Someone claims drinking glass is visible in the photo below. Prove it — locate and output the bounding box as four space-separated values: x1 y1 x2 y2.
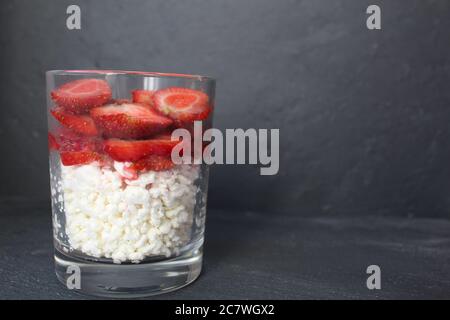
46 70 215 297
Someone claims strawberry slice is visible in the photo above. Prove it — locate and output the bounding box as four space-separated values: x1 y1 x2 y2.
56 130 89 151
55 131 104 166
51 78 112 114
103 135 180 162
153 87 211 122
131 155 174 172
50 107 99 136
48 133 60 151
60 151 103 166
90 103 173 139
58 133 102 152
132 90 155 106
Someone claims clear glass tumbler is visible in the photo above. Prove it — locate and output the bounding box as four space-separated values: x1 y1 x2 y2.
46 70 215 297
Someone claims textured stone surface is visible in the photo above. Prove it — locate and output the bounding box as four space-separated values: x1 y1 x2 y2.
1 1 450 217
1 199 450 299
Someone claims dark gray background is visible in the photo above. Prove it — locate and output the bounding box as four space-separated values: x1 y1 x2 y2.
1 0 450 217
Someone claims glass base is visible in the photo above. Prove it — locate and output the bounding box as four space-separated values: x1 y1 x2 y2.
54 243 203 298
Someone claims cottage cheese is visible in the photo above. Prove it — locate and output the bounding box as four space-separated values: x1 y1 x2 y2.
60 162 200 263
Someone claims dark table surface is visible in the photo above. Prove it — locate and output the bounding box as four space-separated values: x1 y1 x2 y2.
1 198 450 299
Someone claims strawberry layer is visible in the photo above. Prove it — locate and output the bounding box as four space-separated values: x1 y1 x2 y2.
49 80 211 172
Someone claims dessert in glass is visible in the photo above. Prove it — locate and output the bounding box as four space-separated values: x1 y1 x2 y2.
46 70 215 297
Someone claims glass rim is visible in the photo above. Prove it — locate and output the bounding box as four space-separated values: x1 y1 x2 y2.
46 69 215 83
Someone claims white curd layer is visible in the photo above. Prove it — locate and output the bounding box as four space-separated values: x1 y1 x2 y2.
60 162 199 263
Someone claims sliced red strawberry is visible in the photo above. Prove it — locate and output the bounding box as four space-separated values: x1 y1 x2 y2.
57 131 86 151
60 151 103 166
56 131 102 152
55 132 104 166
51 78 112 114
132 90 155 106
153 87 211 122
90 103 173 139
50 107 99 136
48 133 60 151
131 155 174 172
103 135 180 162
